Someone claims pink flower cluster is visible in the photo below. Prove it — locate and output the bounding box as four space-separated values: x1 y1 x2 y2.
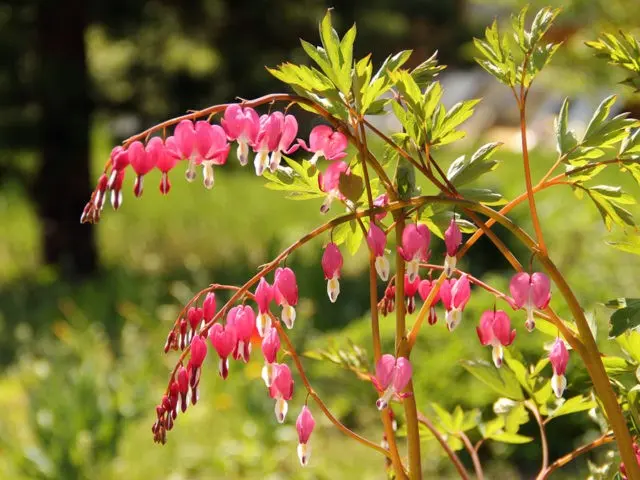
154 266 318 466
82 105 348 223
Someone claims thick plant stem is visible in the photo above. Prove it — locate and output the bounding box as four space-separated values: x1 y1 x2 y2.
519 102 547 254
395 214 423 479
537 256 640 480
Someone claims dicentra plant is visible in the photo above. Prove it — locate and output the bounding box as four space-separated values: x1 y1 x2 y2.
81 7 640 479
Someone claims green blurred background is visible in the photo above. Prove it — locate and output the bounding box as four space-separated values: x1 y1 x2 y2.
1 0 639 478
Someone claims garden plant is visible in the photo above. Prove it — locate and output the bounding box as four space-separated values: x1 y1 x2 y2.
80 6 640 479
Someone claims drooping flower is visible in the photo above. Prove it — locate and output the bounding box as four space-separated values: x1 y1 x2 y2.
404 274 421 314
208 322 237 379
444 218 462 277
221 104 260 166
298 125 348 164
440 274 471 331
261 326 280 387
176 365 189 413
110 169 126 210
372 354 413 410
108 146 129 189
268 112 299 172
128 140 155 197
382 284 396 316
194 121 230 188
398 223 431 282
418 278 441 325
367 223 389 281
226 305 256 362
152 136 179 194
187 335 208 402
253 113 283 176
549 337 569 398
318 161 349 213
269 363 294 423
321 242 343 303
173 119 198 181
203 292 217 323
476 310 516 368
254 278 274 337
296 406 316 467
187 306 204 339
274 267 299 329
93 173 109 211
509 272 551 332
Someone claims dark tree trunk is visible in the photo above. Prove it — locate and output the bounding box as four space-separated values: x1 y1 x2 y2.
34 0 96 278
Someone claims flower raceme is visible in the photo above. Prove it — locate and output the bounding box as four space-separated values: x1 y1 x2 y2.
476 310 516 368
440 274 471 331
298 125 348 164
549 337 569 398
296 406 316 467
367 223 389 281
274 267 299 329
372 354 413 410
443 218 462 277
509 272 551 332
321 242 343 303
398 223 431 282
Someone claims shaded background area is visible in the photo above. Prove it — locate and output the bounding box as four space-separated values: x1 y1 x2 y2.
1 0 639 478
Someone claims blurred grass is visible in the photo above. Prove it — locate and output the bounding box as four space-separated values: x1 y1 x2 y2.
0 124 639 478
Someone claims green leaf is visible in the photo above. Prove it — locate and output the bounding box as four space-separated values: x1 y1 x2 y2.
587 188 636 231
338 173 364 203
396 157 419 201
461 360 524 401
431 99 480 146
606 235 640 256
488 432 534 444
608 298 640 338
332 217 368 256
555 98 578 155
616 330 640 364
503 402 529 433
620 128 640 158
587 32 640 92
602 355 635 376
447 143 502 187
564 164 607 182
590 185 636 204
319 10 341 70
583 95 617 141
548 395 597 419
411 51 446 87
263 157 324 200
458 188 507 206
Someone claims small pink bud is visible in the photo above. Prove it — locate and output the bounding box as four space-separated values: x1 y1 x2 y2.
296 406 316 466
261 326 280 364
549 337 569 398
367 224 389 281
188 335 208 369
187 307 204 333
203 292 216 322
322 243 343 303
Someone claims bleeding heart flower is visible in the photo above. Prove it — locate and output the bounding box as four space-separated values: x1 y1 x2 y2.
404 274 421 314
444 218 462 277
221 104 260 166
367 223 389 281
261 326 280 387
440 274 471 331
269 363 294 423
208 322 237 379
296 406 316 466
318 161 349 213
509 272 551 332
398 223 431 282
298 125 348 164
254 278 274 337
372 354 413 410
274 267 299 329
476 310 516 368
549 337 569 398
322 242 343 303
